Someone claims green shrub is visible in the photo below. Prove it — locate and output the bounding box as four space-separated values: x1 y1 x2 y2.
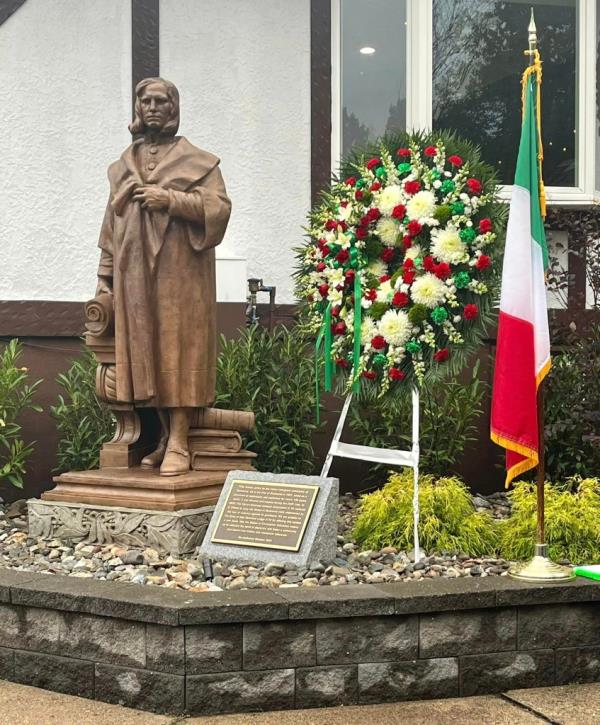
215 324 320 474
544 327 600 480
498 478 600 564
349 362 486 481
0 339 42 488
51 347 115 472
352 470 499 556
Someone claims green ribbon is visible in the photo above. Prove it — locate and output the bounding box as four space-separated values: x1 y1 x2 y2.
352 273 362 392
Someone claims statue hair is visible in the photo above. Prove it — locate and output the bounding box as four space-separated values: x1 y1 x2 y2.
129 78 180 136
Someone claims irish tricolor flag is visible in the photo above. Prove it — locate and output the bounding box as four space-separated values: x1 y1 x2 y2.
491 57 550 486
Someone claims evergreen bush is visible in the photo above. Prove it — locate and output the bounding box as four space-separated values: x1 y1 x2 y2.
352 470 499 556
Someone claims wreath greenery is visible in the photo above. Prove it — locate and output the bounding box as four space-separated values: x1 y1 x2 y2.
296 130 506 399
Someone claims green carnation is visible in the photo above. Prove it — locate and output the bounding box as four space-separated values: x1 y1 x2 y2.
459 227 476 243
408 304 428 325
396 162 412 175
406 340 421 354
375 167 387 179
451 201 465 215
434 205 452 225
431 306 448 324
369 302 387 321
373 353 387 367
430 170 441 180
440 180 455 193
454 271 471 289
356 178 367 189
414 257 423 269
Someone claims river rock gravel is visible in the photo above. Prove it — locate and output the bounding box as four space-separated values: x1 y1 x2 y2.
0 492 514 593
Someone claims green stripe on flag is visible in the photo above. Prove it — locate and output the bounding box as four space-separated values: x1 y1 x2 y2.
514 76 548 269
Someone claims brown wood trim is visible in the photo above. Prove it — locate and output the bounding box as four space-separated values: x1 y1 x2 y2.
0 0 27 26
131 0 160 105
310 0 332 206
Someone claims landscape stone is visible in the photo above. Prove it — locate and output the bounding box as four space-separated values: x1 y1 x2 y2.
518 603 600 650
295 664 359 708
556 645 600 685
244 621 316 669
420 608 516 658
0 605 61 654
199 470 338 568
185 623 242 674
94 663 185 714
13 649 94 698
359 658 459 703
460 650 555 696
145 623 185 674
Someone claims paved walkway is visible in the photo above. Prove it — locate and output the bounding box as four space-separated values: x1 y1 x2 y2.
0 680 598 724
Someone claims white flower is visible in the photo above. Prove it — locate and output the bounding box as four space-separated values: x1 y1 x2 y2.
411 273 447 308
377 184 403 215
404 244 422 261
368 259 387 278
338 204 353 221
377 280 393 303
360 316 377 344
406 190 436 221
326 268 344 286
431 228 468 264
328 288 343 305
376 218 401 247
378 310 411 346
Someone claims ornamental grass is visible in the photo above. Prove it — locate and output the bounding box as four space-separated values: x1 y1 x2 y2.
352 471 499 556
497 477 600 564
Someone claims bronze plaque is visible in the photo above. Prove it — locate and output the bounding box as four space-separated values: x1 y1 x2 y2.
211 479 320 551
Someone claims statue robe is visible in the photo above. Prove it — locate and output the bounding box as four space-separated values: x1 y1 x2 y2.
97 136 231 408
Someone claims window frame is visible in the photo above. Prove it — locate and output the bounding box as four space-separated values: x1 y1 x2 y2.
331 0 597 205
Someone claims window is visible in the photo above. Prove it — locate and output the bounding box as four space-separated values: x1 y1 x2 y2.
333 0 597 204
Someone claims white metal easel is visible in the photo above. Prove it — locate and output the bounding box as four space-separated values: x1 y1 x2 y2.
321 388 421 561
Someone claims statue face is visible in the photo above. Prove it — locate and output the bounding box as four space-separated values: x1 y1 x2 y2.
139 82 172 132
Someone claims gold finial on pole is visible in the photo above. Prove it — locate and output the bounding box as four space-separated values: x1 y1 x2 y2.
528 7 537 57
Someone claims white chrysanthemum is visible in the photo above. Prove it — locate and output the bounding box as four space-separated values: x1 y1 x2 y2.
411 273 447 308
404 244 422 261
378 310 411 346
326 267 344 286
406 190 436 221
377 184 403 215
431 228 468 264
360 316 378 344
376 280 393 303
376 218 400 247
368 259 387 278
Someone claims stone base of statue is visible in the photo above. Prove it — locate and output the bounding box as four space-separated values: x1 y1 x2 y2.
28 499 214 556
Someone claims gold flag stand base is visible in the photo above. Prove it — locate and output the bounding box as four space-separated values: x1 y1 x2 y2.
509 543 575 582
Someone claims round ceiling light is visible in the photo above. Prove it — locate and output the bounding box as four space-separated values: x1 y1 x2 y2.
359 46 376 55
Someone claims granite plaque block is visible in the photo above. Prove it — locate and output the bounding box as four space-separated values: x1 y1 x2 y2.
199 470 338 567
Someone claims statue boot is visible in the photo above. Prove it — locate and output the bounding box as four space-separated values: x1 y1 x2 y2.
160 407 191 476
141 409 169 469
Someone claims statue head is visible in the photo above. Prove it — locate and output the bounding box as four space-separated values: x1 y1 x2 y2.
129 77 180 136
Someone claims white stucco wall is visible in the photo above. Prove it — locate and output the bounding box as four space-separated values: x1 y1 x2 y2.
0 0 131 301
160 0 312 304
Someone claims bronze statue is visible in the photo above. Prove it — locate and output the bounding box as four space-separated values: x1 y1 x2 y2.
95 78 232 476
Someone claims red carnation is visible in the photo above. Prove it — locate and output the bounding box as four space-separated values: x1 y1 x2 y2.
424 145 437 157
476 254 491 270
478 218 493 234
463 304 478 320
434 262 451 280
381 248 395 263
389 368 406 381
316 262 326 272
362 370 377 380
371 335 386 350
466 178 483 195
403 258 414 270
392 291 409 307
344 269 355 283
407 220 422 237
423 255 435 272
336 249 349 264
433 348 450 362
396 148 411 157
318 284 329 298
325 220 337 231
338 220 347 232
366 157 381 170
336 358 349 368
370 181 382 192
404 180 421 195
402 235 412 249
345 176 357 187
403 269 416 284
356 226 368 240
448 155 463 167
379 274 391 283
331 306 340 317
367 207 381 222
333 321 347 335
365 288 378 301
321 245 331 257
391 204 407 220
355 190 364 201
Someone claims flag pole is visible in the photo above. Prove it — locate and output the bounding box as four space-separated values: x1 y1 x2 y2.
509 9 573 581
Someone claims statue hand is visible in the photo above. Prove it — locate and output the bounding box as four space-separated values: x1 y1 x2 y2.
132 185 170 211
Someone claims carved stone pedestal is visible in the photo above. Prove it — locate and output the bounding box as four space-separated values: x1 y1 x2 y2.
28 499 214 555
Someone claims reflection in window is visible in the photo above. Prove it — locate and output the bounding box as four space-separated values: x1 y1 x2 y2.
433 0 577 186
596 0 600 191
341 0 407 157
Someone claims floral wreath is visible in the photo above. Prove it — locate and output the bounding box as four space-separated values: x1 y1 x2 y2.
297 131 505 399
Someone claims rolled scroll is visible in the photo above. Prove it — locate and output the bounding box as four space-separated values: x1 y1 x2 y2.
84 294 115 336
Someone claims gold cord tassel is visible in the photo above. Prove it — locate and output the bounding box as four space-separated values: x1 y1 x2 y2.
521 49 546 218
